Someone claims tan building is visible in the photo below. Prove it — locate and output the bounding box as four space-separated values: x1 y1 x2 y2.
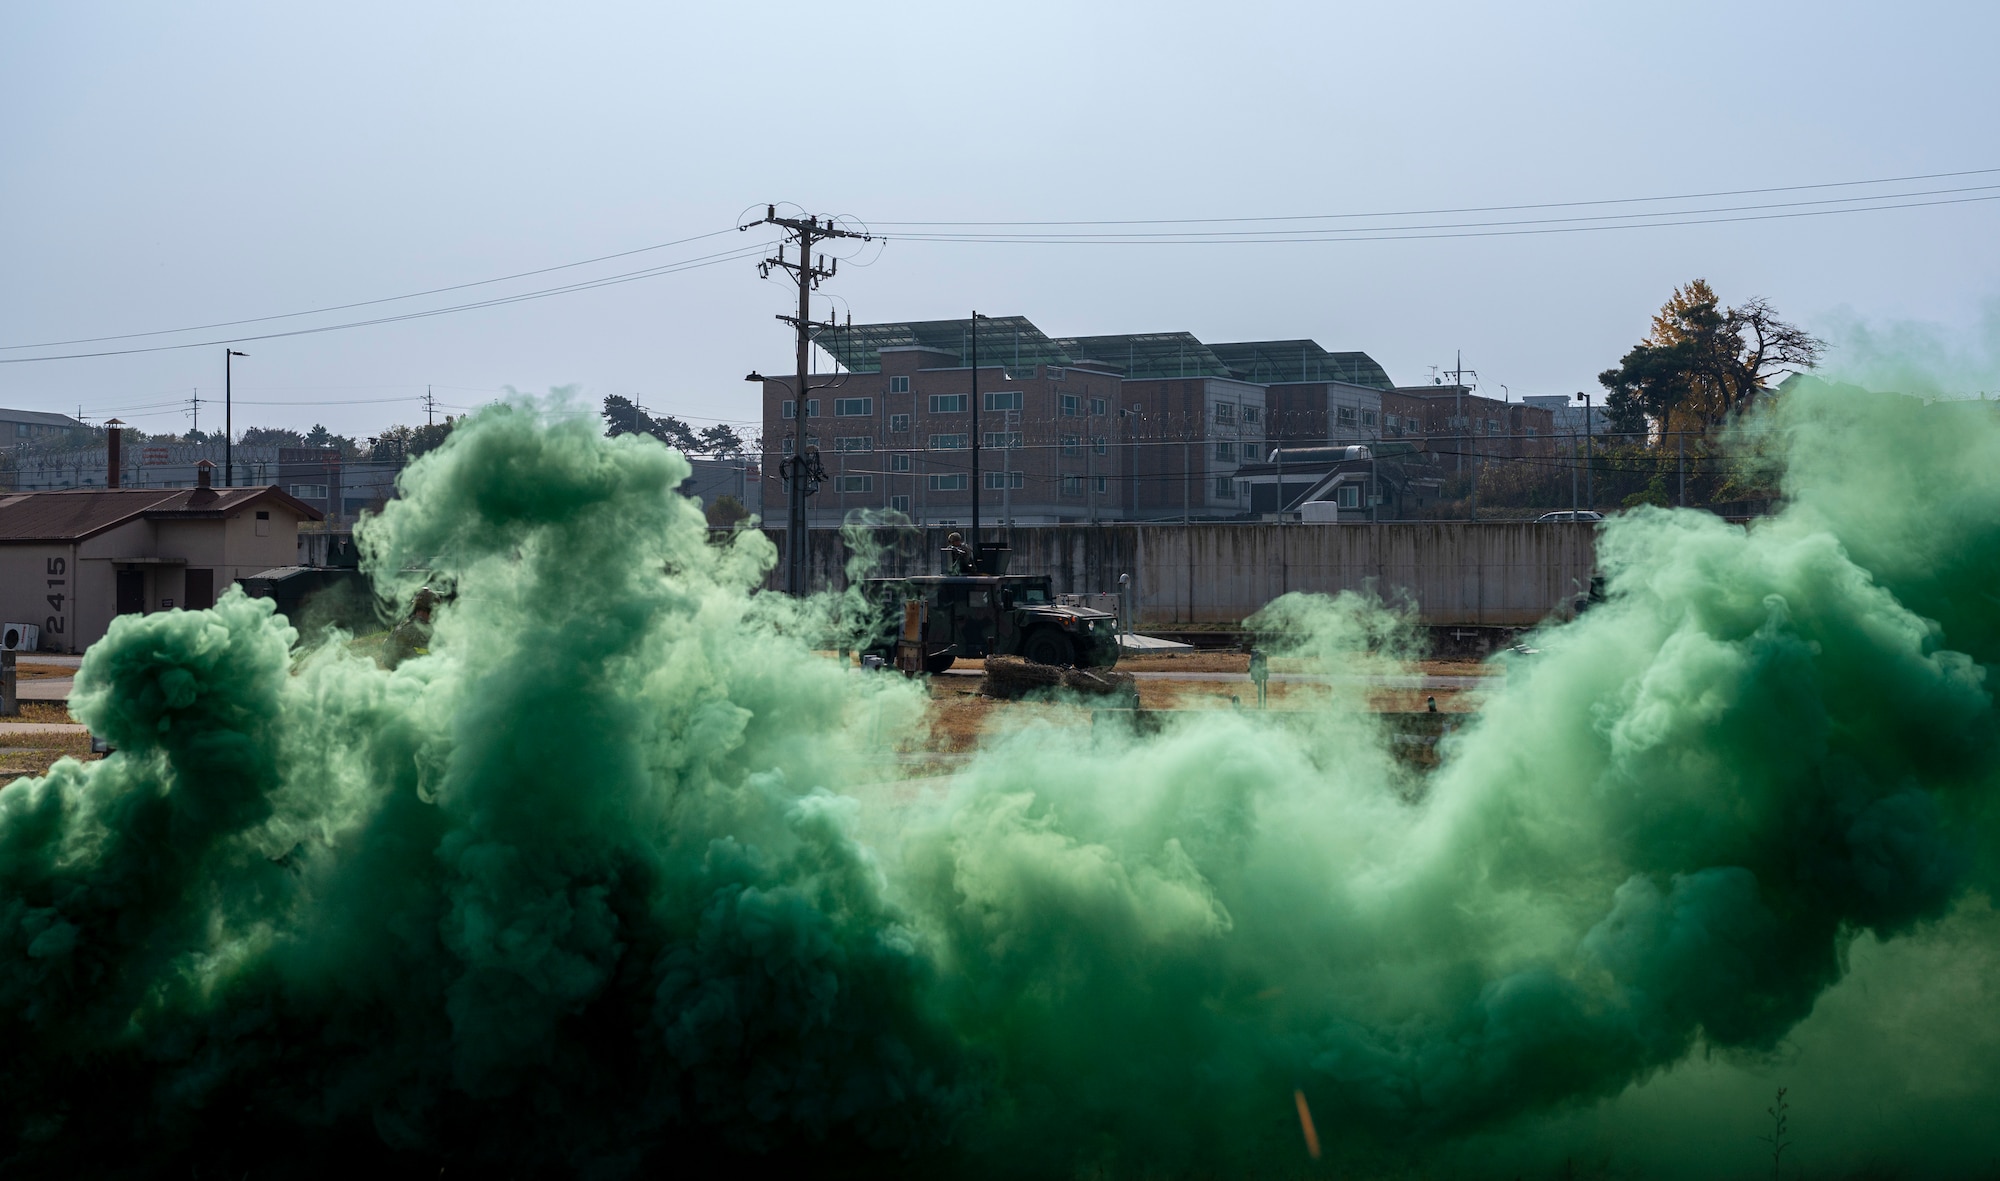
0 467 319 653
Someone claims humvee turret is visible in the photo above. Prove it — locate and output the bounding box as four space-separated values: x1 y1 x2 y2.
859 574 1120 674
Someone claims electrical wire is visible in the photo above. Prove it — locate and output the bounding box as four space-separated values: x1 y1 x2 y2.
0 227 744 352
0 241 777 364
873 165 2000 227
884 190 2000 246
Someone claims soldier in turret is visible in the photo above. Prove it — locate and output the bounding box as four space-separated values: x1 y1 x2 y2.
382 586 439 668
942 531 973 575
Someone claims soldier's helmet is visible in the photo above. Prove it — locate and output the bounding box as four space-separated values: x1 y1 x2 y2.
946 531 963 545
411 586 441 612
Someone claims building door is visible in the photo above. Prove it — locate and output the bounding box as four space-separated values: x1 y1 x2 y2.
116 570 145 615
185 569 215 610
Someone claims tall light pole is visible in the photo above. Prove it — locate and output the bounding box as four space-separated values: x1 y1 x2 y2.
1581 392 1595 511
969 312 988 571
224 349 247 487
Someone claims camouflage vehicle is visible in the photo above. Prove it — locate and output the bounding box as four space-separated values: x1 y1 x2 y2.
859 574 1121 674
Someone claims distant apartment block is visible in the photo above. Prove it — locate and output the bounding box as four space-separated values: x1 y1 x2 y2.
755 316 1555 524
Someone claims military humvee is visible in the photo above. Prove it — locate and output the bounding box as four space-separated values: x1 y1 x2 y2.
859 574 1121 674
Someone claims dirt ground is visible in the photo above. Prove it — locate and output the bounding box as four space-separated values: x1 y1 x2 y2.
907 669 1480 772
11 662 71 681
0 704 96 783
952 653 1498 677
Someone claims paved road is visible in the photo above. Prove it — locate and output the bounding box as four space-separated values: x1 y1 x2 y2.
16 678 74 703
0 722 89 735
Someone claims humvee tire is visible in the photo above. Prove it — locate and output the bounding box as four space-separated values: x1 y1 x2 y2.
1021 628 1074 668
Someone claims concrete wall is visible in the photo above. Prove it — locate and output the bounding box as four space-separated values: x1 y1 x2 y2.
764 521 1599 627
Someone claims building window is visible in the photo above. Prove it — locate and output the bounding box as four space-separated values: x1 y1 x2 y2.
803 400 818 418
1337 406 1356 426
984 390 1021 411
927 473 967 491
929 394 967 414
1061 475 1083 496
1048 367 1065 382
834 397 873 417
1526 426 1539 437
291 484 328 499
14 423 27 437
983 470 1024 490
889 376 910 394
836 475 873 492
1386 413 1400 431
1093 475 1107 494
1060 394 1080 417
833 436 873 451
1214 402 1235 423
1092 436 1107 455
782 400 795 419
1362 409 1377 427
1487 418 1500 434
1061 434 1081 456
890 494 911 512
890 413 910 434
928 433 967 450
982 430 1023 449
889 453 912 472
1214 477 1234 498
1337 485 1360 508
1243 406 1261 425
1089 397 1107 416
1214 441 1233 462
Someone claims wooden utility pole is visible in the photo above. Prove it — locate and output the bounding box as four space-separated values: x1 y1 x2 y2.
749 206 869 595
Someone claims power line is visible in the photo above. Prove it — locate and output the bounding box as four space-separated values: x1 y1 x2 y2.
872 165 2000 227
884 190 2000 246
0 240 776 364
0 226 743 352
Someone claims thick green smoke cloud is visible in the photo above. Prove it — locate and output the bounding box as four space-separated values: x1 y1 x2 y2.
2 385 1995 1177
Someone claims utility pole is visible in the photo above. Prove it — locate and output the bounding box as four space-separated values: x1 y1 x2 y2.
224 349 247 487
749 205 869 595
188 388 204 437
424 385 438 427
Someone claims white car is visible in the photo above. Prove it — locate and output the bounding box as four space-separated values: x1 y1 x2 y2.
1537 510 1605 523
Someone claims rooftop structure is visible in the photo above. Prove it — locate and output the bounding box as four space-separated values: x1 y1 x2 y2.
810 316 1070 375
1 407 85 443
1205 340 1395 390
1052 332 1235 380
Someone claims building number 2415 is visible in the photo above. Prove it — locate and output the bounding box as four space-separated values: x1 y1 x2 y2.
45 557 66 634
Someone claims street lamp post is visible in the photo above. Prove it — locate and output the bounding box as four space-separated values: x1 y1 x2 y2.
224 349 247 487
1582 392 1595 511
968 312 988 571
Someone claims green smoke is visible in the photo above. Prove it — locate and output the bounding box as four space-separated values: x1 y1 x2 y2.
2 384 1996 1176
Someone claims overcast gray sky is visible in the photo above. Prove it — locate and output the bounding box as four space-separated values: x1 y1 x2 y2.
4 0 1997 441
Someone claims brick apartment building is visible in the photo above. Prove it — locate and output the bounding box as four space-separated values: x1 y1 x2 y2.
1206 340 1394 451
1384 384 1556 465
764 318 1123 527
759 315 1553 525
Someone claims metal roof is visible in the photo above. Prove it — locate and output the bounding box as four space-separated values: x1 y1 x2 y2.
810 316 1071 375
0 486 324 542
0 407 85 429
1205 340 1395 389
1051 332 1236 380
